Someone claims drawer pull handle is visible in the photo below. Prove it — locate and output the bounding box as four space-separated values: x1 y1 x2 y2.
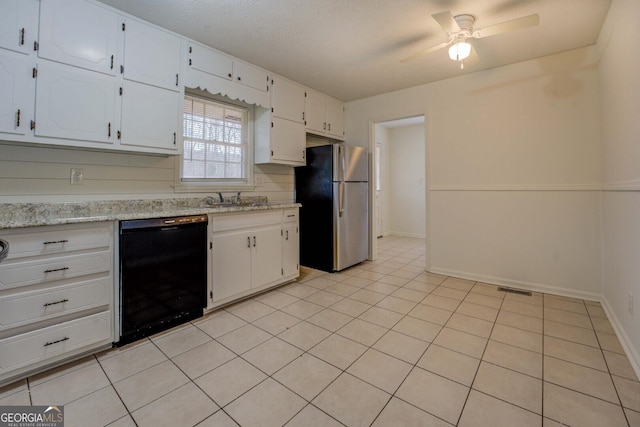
287 214 295 217
43 299 69 307
44 337 69 347
43 240 68 245
44 267 69 273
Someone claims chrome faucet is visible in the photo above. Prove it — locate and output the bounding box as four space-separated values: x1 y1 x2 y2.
236 191 242 204
217 192 224 203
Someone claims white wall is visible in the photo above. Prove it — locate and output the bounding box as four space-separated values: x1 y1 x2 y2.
388 124 425 237
598 0 640 373
346 45 602 298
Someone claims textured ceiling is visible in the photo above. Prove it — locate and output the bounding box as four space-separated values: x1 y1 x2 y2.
96 0 612 101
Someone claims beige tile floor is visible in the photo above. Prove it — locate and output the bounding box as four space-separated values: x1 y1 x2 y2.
1 236 639 426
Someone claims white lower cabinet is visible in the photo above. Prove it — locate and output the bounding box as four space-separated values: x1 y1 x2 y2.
208 208 299 309
0 222 114 386
282 209 299 278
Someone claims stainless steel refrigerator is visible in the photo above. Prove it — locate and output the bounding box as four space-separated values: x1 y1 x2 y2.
295 144 369 272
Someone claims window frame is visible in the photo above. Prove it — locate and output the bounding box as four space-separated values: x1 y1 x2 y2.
174 90 255 192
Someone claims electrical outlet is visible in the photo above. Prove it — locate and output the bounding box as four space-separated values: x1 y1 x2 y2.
628 292 634 316
70 168 84 185
254 175 264 187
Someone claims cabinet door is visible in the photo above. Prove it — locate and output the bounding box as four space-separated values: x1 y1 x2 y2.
34 61 117 144
282 223 299 278
0 51 33 135
326 96 344 139
251 225 283 288
211 230 251 301
0 0 38 55
270 117 306 165
39 0 119 75
233 60 268 92
304 88 326 134
188 43 232 80
120 80 179 152
271 77 305 123
123 19 182 91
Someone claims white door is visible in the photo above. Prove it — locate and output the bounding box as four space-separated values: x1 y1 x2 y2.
188 42 233 80
39 0 119 75
282 223 299 277
271 77 305 123
375 143 383 237
211 230 251 302
34 61 117 144
326 96 344 139
271 117 306 165
232 60 268 92
304 88 326 134
123 19 182 91
0 51 33 135
0 0 38 55
251 225 283 288
120 80 180 151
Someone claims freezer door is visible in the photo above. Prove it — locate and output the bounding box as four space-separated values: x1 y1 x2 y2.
333 144 368 182
333 181 369 271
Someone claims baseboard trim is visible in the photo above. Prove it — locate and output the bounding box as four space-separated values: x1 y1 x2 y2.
387 231 426 238
428 267 602 301
428 266 640 380
600 297 640 380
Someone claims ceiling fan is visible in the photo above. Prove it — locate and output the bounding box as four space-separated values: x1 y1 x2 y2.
402 11 540 68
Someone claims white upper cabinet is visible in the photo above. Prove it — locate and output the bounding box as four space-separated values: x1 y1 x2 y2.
271 76 305 123
233 60 269 92
34 60 117 144
304 88 345 140
0 51 34 136
39 0 120 76
122 19 182 92
326 96 345 139
304 88 326 134
0 0 38 55
120 80 180 152
187 42 232 81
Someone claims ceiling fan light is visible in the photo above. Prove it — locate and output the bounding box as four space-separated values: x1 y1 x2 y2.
448 42 471 61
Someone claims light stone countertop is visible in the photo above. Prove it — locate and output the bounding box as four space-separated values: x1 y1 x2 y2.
0 198 301 230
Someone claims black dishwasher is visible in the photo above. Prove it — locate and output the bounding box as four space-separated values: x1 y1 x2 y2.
118 215 208 346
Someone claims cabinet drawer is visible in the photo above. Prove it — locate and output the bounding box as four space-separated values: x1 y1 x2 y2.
0 277 111 331
1 223 112 260
0 311 112 375
211 211 282 232
283 209 298 223
0 250 111 291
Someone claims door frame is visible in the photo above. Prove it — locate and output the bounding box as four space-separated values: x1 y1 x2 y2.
369 113 431 271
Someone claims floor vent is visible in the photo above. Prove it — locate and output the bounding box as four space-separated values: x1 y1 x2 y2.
498 287 532 296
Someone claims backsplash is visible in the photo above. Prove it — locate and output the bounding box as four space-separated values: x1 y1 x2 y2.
0 142 294 204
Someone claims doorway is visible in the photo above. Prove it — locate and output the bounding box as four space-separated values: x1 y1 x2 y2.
371 115 427 263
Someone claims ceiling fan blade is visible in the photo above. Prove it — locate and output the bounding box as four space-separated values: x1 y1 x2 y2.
432 11 460 33
466 44 480 64
400 41 451 63
472 13 539 38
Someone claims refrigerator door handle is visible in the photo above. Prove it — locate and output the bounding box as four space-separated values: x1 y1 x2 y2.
339 181 345 217
340 145 347 181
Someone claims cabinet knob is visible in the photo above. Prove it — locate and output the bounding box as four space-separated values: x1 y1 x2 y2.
237 76 242 81
228 73 232 78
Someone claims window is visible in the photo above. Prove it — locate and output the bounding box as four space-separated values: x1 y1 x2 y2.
181 95 250 185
